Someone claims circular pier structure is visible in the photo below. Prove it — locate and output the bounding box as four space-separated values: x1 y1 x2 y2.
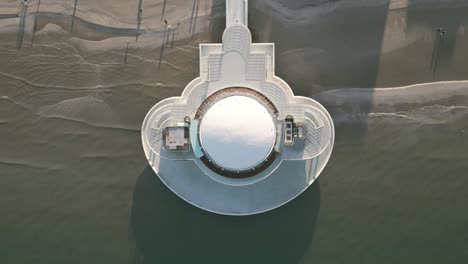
141 0 335 215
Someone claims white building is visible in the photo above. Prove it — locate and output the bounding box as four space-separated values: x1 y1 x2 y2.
142 0 335 215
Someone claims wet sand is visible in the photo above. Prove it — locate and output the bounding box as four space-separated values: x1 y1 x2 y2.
1 0 468 263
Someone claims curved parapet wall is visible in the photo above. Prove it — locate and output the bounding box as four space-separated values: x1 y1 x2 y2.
141 0 335 215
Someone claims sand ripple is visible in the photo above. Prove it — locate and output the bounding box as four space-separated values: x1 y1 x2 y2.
317 81 468 125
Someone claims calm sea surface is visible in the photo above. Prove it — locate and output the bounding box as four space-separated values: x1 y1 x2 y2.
1 2 468 263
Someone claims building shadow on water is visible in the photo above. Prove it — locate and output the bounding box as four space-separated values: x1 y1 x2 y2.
130 165 320 264
246 1 395 143
246 0 467 143
209 0 226 43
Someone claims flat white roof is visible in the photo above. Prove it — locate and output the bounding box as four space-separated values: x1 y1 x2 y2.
199 95 276 171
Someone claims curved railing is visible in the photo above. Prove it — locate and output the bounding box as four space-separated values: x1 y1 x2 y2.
222 25 251 60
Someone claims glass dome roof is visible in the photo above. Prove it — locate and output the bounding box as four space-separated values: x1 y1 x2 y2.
199 95 277 171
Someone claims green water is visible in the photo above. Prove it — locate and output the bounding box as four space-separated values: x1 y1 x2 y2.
1 2 468 263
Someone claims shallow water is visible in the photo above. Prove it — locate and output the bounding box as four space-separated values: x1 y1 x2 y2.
1 1 468 263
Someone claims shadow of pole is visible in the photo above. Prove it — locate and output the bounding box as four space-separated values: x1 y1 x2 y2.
136 0 144 41
161 0 167 22
430 28 441 79
17 2 28 49
124 40 130 64
30 0 41 46
189 0 197 33
70 0 78 32
431 28 449 81
209 0 225 43
158 21 168 70
191 0 200 38
130 165 321 264
170 31 175 47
